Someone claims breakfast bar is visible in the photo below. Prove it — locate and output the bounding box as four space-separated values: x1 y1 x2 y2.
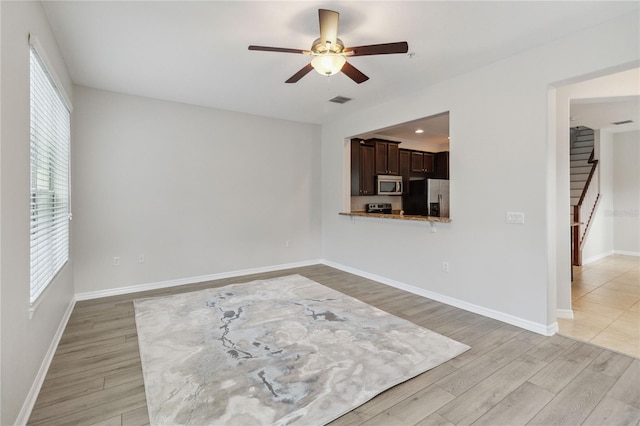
339 211 452 223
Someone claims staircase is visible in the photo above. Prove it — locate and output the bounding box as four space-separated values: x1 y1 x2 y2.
570 126 600 266
570 126 594 209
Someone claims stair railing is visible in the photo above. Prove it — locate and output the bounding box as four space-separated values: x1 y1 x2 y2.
572 149 599 266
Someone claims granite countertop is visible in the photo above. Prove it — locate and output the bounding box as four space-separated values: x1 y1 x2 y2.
339 211 452 223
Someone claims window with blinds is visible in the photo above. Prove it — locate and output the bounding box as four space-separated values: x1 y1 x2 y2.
30 45 71 304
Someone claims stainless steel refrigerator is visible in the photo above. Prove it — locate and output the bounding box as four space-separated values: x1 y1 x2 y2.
402 178 450 217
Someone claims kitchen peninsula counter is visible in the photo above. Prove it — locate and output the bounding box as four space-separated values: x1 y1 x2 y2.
339 211 452 223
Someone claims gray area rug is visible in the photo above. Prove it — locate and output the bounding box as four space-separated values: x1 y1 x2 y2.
134 274 470 425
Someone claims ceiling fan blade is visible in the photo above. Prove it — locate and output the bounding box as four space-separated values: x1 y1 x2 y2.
341 61 369 84
248 45 309 54
319 9 339 49
344 42 409 57
285 63 314 83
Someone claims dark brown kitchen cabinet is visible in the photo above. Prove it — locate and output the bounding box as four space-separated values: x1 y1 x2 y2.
435 151 449 179
351 139 375 196
374 140 400 175
410 151 434 177
399 149 411 194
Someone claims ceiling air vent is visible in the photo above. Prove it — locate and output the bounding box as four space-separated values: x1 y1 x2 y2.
612 119 634 125
329 96 352 104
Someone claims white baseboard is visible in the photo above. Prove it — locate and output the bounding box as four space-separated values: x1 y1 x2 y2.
613 250 640 257
321 260 557 336
74 259 323 301
556 309 574 319
582 251 615 264
76 258 558 335
15 297 76 426
583 250 639 264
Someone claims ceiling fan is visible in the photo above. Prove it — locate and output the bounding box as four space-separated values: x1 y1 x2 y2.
248 9 408 84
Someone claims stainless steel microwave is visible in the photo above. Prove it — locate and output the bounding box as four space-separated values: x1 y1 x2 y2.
376 175 403 195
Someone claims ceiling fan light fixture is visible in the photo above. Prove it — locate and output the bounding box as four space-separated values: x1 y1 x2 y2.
311 54 346 76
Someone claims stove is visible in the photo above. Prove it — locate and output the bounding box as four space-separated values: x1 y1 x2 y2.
366 203 392 214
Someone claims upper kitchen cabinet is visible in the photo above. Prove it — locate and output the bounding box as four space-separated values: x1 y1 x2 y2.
351 139 376 196
410 151 435 177
373 139 400 175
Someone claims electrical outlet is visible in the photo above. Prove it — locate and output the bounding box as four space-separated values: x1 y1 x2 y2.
138 254 145 263
506 212 525 224
112 256 120 266
443 261 450 273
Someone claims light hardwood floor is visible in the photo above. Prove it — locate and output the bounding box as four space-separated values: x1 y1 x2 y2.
559 255 640 358
29 265 640 425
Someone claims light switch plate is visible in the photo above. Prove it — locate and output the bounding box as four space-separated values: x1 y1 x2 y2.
506 212 525 224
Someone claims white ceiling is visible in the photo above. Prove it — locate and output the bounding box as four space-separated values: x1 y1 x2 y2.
43 1 639 126
571 96 640 134
361 112 450 146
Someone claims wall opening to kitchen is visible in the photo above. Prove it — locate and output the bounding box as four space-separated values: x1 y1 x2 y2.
348 111 450 217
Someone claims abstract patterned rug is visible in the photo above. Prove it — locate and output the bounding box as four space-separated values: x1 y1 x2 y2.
134 274 469 425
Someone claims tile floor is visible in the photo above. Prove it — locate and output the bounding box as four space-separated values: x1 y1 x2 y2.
558 254 640 358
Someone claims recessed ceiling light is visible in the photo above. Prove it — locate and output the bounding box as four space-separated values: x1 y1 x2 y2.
415 129 424 134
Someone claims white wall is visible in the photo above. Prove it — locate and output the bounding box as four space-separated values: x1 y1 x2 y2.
321 12 639 334
72 86 321 294
0 2 75 424
613 130 640 254
580 129 640 262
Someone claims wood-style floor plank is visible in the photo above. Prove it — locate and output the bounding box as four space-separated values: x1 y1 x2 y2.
527 369 617 425
606 359 640 409
332 364 457 425
121 407 150 426
28 264 639 425
471 382 555 426
435 354 547 424
528 342 603 394
434 337 533 397
361 385 455 426
583 396 640 425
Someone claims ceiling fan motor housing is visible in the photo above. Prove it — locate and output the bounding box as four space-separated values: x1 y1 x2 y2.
311 37 345 54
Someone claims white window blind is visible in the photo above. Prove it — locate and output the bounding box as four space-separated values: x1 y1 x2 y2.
29 45 71 304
